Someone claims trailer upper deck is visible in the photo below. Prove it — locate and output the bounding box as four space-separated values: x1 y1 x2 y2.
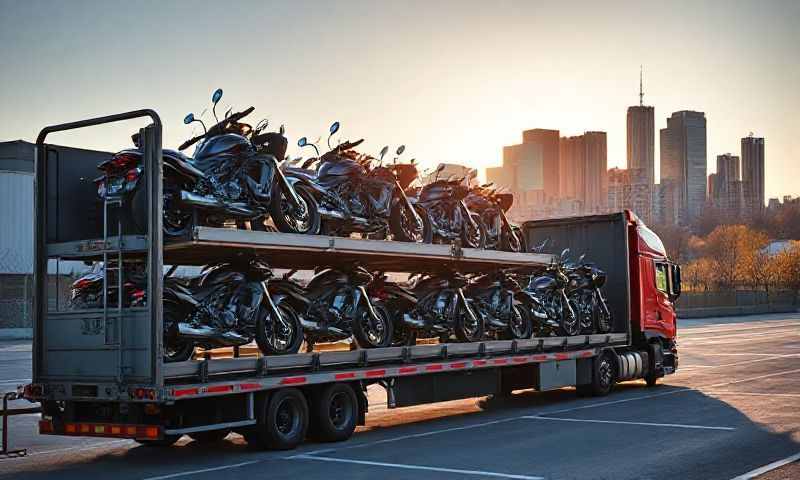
47 226 557 272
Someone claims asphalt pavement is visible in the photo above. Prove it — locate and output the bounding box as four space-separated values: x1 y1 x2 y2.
0 312 798 480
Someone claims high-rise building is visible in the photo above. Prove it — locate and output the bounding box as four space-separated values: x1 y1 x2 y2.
521 128 560 200
583 131 608 212
660 110 707 224
626 69 655 186
487 142 544 196
709 153 743 220
557 132 607 214
741 135 765 217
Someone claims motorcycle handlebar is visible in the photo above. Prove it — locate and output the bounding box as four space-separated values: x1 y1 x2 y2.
178 106 256 151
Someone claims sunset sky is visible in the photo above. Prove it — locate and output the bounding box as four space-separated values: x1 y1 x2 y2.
1 0 798 200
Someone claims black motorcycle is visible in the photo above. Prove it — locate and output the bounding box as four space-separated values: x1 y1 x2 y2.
467 270 534 340
163 259 303 362
95 88 319 236
286 123 430 242
69 262 146 309
523 249 580 336
375 270 484 345
271 266 393 351
415 168 487 248
567 254 612 335
464 184 526 252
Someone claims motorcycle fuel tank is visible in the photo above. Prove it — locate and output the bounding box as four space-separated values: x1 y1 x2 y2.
193 133 253 172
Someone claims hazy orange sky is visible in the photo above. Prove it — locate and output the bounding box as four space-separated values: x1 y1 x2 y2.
1 0 798 200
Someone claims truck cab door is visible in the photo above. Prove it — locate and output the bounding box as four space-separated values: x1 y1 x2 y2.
651 261 676 338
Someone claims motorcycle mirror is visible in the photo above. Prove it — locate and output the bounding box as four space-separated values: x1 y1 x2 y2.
560 248 570 260
329 121 340 135
298 137 307 147
183 113 195 125
212 88 223 105
396 145 405 156
578 253 586 263
280 124 285 135
380 146 389 160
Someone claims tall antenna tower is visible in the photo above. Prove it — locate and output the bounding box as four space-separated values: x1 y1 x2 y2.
639 65 644 107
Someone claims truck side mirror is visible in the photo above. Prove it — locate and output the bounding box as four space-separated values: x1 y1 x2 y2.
671 264 681 300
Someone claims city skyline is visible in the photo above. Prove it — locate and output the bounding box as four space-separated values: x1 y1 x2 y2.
0 1 798 202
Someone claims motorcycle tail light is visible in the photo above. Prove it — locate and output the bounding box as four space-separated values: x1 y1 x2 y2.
74 278 91 289
111 154 138 171
125 168 140 183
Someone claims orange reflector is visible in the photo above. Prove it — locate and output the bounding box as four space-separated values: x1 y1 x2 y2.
126 426 137 435
38 420 54 433
111 426 121 435
144 426 159 438
80 424 90 433
65 423 77 433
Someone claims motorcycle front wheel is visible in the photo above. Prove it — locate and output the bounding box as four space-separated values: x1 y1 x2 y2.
354 301 393 348
390 203 433 243
454 302 485 342
557 297 581 336
503 305 534 340
256 302 304 355
461 214 487 249
271 184 321 235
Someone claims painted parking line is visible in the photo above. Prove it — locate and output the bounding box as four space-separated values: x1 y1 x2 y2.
290 454 544 480
680 320 800 335
705 367 800 389
705 391 800 398
679 330 800 343
141 461 260 480
522 415 735 431
679 354 800 370
729 451 800 480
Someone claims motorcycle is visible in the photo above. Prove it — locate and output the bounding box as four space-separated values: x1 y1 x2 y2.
163 259 303 362
523 249 580 336
374 270 484 345
567 254 612 335
286 123 431 242
69 262 146 309
466 270 534 340
95 88 319 236
271 266 393 351
465 183 526 252
415 167 487 248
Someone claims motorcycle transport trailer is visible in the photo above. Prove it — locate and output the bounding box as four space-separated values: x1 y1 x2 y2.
22 110 679 450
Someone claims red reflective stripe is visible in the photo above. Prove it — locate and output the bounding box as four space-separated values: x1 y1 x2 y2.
239 383 261 391
425 364 443 371
493 358 508 365
581 350 594 357
173 387 199 397
533 354 549 361
399 366 418 374
206 385 234 393
449 362 467 369
555 353 570 360
281 376 307 385
473 359 487 366
366 369 386 378
335 372 357 380
513 356 528 363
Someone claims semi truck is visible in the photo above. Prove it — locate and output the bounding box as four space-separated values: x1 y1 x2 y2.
23 111 680 450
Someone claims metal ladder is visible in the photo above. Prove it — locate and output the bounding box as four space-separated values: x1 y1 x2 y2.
102 196 126 383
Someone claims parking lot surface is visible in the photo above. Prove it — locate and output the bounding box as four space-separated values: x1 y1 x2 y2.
0 312 798 480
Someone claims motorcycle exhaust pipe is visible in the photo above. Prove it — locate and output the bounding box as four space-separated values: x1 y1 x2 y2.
318 208 347 220
180 190 221 208
177 323 249 346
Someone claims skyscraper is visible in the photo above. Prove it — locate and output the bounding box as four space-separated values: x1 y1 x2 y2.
626 68 655 186
558 132 607 213
660 111 707 224
741 135 765 217
710 153 743 219
521 129 560 200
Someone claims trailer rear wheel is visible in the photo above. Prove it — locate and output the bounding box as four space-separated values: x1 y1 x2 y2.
253 388 309 450
576 350 616 397
310 383 358 442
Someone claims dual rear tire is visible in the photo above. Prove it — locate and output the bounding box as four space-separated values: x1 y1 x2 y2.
246 383 359 450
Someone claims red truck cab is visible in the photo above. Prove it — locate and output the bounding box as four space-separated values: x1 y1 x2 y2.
626 211 680 378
